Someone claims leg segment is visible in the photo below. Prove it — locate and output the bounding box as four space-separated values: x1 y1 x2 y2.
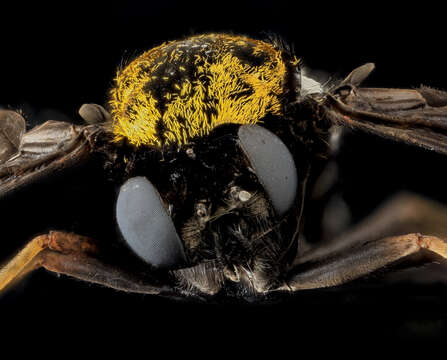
279 233 447 292
0 231 99 292
295 192 447 266
0 234 49 291
0 231 168 295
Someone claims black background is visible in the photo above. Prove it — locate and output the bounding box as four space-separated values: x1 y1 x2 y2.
1 0 447 352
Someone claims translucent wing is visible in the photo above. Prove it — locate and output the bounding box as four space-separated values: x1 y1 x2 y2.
323 64 447 155
0 110 25 164
0 115 103 198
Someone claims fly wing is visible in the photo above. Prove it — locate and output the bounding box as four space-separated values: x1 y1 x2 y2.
0 112 104 198
323 65 447 155
0 110 26 164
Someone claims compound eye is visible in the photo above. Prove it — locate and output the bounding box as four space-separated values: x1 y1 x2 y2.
238 125 298 216
116 176 186 268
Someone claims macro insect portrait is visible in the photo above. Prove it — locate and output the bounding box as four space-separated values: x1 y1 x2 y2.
1 31 447 304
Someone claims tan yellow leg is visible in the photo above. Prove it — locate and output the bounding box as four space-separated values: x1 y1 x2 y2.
0 234 50 292
419 235 447 258
0 231 164 295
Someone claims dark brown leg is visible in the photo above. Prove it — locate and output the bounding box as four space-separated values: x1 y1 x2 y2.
279 233 447 291
0 231 168 294
295 192 447 266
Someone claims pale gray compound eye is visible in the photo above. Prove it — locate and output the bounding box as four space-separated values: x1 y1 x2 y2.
116 176 186 268
238 125 298 216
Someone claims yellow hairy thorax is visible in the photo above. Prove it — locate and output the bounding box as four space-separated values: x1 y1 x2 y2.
109 33 290 147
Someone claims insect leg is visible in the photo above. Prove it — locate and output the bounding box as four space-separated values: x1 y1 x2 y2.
0 231 98 292
295 192 447 266
0 231 168 294
0 234 50 292
279 233 447 292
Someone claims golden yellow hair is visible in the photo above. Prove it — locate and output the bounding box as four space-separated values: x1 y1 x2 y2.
109 33 289 147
